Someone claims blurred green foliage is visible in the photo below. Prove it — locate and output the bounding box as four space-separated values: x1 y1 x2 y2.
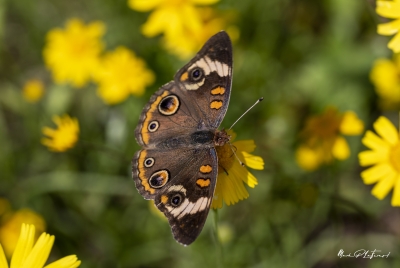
0 0 399 267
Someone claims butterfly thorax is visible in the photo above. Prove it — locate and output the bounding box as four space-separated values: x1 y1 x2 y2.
214 129 230 147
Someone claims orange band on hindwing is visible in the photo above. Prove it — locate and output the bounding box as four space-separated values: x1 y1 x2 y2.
141 91 169 145
138 150 155 194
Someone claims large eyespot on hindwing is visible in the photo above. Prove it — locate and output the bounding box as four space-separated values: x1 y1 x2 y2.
158 95 180 115
149 170 170 188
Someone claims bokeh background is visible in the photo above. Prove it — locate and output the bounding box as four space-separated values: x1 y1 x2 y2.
1 0 400 267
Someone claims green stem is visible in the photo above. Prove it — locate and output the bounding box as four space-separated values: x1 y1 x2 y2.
213 209 223 268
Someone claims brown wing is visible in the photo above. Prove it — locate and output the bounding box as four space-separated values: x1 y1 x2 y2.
132 147 218 245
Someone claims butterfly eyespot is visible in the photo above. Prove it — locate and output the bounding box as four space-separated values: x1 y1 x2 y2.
148 121 159 132
190 68 203 81
149 170 169 188
144 157 154 167
159 95 180 115
171 193 183 207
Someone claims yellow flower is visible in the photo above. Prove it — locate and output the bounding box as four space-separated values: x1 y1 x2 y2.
22 80 44 103
42 115 79 152
93 46 154 104
128 0 238 59
296 108 364 171
370 56 400 108
128 0 218 37
43 18 105 88
0 209 46 258
162 7 239 59
212 130 264 209
0 224 81 268
376 0 400 52
359 116 400 206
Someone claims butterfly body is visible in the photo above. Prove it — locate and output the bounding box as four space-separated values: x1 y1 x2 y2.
132 31 232 245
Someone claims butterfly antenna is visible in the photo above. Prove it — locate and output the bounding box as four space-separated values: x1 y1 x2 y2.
229 97 264 130
228 142 245 167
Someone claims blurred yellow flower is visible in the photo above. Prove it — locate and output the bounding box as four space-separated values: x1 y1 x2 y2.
42 115 79 152
128 0 218 37
93 46 154 104
43 18 105 88
163 8 239 59
296 108 364 171
370 56 400 108
22 79 44 103
0 209 46 258
376 0 400 52
212 130 264 209
359 116 400 206
0 224 81 268
128 0 239 59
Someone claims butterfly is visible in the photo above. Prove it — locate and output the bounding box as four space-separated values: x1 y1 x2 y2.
132 31 232 245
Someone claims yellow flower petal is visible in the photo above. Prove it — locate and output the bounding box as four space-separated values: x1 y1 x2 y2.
361 163 395 185
332 136 350 160
0 245 8 268
190 0 219 5
369 58 400 95
234 140 256 153
141 8 176 37
0 209 46 259
371 172 397 200
339 111 364 135
44 255 81 268
358 150 390 166
22 233 54 268
295 145 321 171
241 152 264 170
388 32 400 53
94 46 154 104
244 170 258 188
361 130 391 152
378 19 400 36
43 19 105 88
391 174 400 206
213 130 262 209
10 224 35 268
41 115 79 152
4 224 81 268
22 79 45 103
374 116 399 146
376 0 400 19
128 0 164 12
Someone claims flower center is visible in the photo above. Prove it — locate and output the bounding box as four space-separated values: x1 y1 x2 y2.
390 141 400 173
216 143 235 174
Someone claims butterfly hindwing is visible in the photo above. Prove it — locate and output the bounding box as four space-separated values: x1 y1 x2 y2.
132 146 218 245
154 148 218 245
